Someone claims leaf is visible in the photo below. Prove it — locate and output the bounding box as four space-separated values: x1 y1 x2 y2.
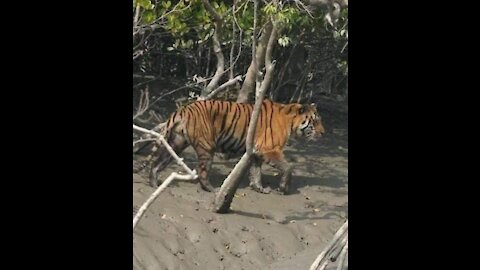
278 36 290 47
142 10 156 23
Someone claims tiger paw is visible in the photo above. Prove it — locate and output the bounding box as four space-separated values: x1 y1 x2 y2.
250 184 272 194
276 185 290 195
200 183 215 192
149 179 159 188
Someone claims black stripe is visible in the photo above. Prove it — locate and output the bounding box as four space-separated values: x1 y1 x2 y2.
225 105 240 136
192 101 203 112
221 105 240 149
231 105 247 150
223 135 238 150
192 107 197 141
212 101 219 121
198 102 210 129
166 112 175 129
192 102 210 130
219 108 229 134
245 104 252 129
237 107 249 148
233 139 246 154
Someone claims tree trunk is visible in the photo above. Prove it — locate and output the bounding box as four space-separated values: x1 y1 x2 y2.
200 0 225 97
236 20 273 103
213 11 278 213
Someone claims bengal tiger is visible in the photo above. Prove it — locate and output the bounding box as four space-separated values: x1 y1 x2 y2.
137 99 325 194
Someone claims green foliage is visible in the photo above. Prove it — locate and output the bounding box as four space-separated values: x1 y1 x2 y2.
262 3 277 15
133 0 348 98
134 0 154 10
142 10 156 23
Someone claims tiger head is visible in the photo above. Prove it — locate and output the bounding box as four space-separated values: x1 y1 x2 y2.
290 103 325 141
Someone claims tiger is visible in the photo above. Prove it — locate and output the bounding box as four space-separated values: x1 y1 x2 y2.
136 99 325 194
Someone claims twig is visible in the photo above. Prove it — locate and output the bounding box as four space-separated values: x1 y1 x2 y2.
133 138 157 147
133 4 141 31
133 172 196 229
309 220 348 270
133 87 150 120
294 0 314 18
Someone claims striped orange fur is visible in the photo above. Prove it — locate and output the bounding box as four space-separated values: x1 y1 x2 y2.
144 99 325 194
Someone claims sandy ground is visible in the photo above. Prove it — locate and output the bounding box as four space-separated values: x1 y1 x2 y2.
133 97 348 270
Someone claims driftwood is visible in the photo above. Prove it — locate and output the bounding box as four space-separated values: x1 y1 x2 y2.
132 124 197 230
309 220 348 270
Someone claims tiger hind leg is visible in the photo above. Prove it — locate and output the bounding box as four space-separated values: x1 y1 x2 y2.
149 134 188 188
194 146 216 192
249 155 272 194
262 151 293 194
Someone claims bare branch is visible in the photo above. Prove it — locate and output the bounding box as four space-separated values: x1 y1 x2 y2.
133 122 198 230
229 1 237 81
309 220 348 270
133 87 150 120
307 0 348 8
237 20 273 103
336 240 348 270
133 138 157 147
329 232 348 262
133 50 144 60
201 0 225 96
133 4 141 31
199 75 243 100
294 0 314 18
133 124 196 176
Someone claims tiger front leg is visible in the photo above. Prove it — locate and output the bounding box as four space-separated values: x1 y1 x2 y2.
249 156 272 194
149 154 173 188
264 152 293 195
195 146 216 192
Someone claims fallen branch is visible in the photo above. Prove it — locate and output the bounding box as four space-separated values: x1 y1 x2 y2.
336 240 348 270
309 220 348 270
133 172 196 230
132 124 196 176
132 124 198 230
329 232 348 262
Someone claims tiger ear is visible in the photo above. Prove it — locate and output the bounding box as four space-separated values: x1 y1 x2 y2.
299 104 309 114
